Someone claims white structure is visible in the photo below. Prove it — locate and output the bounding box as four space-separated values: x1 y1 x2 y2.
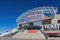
0 28 18 37
16 7 57 24
52 14 60 24
16 7 58 30
0 32 11 37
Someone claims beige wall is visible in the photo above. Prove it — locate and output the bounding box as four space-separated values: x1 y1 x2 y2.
52 14 60 24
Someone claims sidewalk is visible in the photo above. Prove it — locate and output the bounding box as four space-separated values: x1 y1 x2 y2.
0 37 60 40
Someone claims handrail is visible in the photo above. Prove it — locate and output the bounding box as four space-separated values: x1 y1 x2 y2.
40 30 48 39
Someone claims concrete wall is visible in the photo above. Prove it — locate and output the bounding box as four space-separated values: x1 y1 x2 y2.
52 14 60 24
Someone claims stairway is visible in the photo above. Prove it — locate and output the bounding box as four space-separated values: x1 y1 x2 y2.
12 30 46 39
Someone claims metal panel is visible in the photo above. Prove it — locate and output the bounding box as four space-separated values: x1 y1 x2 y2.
34 21 42 26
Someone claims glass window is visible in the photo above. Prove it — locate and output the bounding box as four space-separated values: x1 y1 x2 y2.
23 26 42 30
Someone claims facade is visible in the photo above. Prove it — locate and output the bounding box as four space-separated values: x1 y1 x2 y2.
16 7 57 30
43 14 60 37
52 14 60 24
16 7 60 37
43 14 60 31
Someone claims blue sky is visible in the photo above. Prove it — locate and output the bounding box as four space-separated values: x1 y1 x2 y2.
0 0 60 33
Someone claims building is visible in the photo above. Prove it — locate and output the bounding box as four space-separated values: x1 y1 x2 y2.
16 7 60 37
16 7 57 30
43 14 60 37
0 7 59 38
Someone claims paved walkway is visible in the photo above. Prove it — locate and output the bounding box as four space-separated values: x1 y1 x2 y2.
12 30 46 39
0 37 60 40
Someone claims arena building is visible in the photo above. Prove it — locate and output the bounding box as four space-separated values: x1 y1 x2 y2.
16 7 60 37
0 7 60 39
16 7 57 30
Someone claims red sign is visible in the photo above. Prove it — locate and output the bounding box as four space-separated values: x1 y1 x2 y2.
28 30 37 33
58 20 60 24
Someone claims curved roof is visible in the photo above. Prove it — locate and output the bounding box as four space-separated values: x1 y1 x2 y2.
16 7 58 24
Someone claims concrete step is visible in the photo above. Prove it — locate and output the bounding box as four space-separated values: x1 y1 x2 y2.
12 30 46 39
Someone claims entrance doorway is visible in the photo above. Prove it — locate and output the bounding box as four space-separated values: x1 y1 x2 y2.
18 24 22 30
42 19 51 25
29 22 34 26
